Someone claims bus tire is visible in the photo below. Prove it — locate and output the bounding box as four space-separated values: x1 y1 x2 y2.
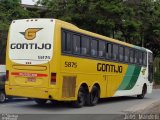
86 86 100 106
0 91 6 103
72 86 86 108
137 85 147 99
34 99 47 105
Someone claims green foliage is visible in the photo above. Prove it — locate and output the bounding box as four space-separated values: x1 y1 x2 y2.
38 0 160 57
0 0 39 30
135 0 160 57
0 0 160 57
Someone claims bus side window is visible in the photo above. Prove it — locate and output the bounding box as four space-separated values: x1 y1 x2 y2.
143 52 147 66
81 36 90 56
124 47 129 62
119 46 124 62
62 31 72 53
112 44 118 61
129 49 134 64
91 39 98 57
73 34 81 54
139 51 143 65
106 42 112 59
135 50 139 64
98 40 105 58
149 52 153 63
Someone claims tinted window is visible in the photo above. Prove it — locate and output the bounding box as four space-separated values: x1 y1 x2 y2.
143 52 147 66
135 50 139 64
73 34 80 54
62 31 71 53
81 36 90 55
148 53 153 63
139 52 143 65
129 49 134 63
119 46 124 62
125 47 129 62
112 44 118 61
106 43 112 59
91 39 98 57
98 40 105 58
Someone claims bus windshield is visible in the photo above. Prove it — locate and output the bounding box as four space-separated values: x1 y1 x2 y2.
9 19 55 65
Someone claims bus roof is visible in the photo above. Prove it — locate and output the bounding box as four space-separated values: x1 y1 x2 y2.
12 18 148 52
55 19 147 52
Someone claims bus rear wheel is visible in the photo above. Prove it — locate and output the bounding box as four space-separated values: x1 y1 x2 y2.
86 86 100 106
0 91 6 103
137 85 147 99
72 86 86 108
34 99 47 105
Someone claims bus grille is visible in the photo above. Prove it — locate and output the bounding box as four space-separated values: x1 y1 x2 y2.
62 76 76 98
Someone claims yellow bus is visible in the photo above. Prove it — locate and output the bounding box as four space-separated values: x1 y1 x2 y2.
5 19 153 107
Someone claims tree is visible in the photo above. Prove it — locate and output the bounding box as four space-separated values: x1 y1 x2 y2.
38 0 142 42
134 0 160 57
0 0 39 30
39 0 160 57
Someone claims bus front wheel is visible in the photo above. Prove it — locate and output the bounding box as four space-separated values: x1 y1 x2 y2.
34 99 47 105
137 85 147 99
86 86 100 106
72 86 86 108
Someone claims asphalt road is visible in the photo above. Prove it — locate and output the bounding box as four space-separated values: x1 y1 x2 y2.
0 89 160 120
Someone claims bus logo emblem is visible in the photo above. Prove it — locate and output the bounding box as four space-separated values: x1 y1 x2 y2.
20 28 43 40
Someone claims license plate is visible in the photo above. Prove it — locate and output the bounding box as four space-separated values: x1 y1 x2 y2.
27 77 36 82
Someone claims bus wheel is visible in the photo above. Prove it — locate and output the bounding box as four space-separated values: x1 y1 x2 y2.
34 99 47 105
0 91 6 103
137 85 147 99
72 86 86 108
86 86 100 106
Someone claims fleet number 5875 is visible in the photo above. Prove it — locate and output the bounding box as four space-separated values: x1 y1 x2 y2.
65 61 77 68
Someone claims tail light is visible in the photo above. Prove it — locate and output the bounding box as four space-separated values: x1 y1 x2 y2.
51 73 56 84
6 70 9 81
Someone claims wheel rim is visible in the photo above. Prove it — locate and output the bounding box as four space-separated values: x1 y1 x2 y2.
0 93 6 102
